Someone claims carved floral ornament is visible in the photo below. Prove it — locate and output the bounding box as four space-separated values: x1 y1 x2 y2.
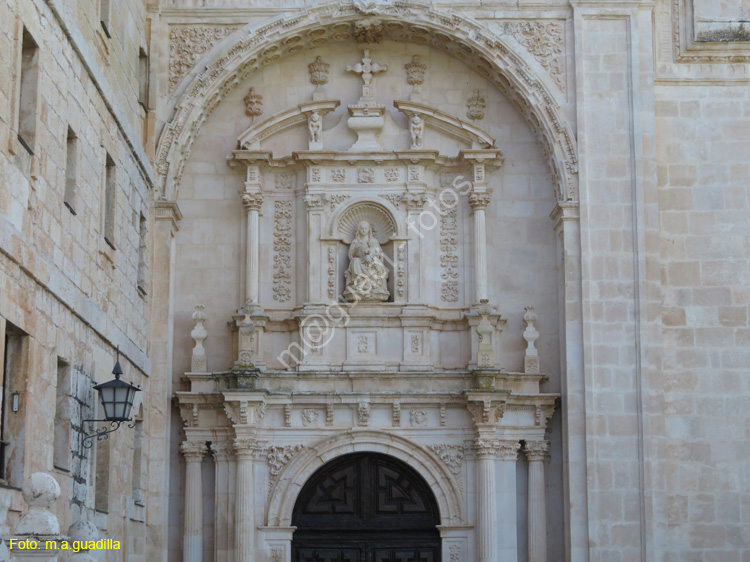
156 4 578 204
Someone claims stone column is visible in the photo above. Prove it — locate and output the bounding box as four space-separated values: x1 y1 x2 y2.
496 441 521 562
181 441 206 562
234 438 257 562
525 440 550 562
241 191 264 304
475 438 498 562
468 192 491 303
211 441 233 562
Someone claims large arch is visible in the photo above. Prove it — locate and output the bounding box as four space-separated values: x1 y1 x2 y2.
266 430 464 527
155 0 578 204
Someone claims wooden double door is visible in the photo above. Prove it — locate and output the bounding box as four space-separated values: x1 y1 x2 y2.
291 453 441 562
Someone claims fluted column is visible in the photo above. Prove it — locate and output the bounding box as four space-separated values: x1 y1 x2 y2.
241 192 263 304
496 440 521 562
234 438 257 562
181 441 206 562
469 192 491 303
475 437 498 562
525 440 550 562
211 441 233 562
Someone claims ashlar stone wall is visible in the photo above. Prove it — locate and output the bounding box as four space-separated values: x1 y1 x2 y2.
0 0 155 560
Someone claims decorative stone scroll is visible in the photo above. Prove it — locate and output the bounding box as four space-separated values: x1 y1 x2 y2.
190 304 208 372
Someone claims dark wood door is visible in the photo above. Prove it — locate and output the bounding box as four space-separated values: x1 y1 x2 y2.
292 453 441 562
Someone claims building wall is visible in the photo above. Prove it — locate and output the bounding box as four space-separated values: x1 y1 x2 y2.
0 0 155 560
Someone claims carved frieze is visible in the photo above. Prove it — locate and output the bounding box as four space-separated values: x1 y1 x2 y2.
272 200 293 302
301 409 320 427
410 410 427 427
358 168 375 183
327 245 336 300
168 25 239 91
329 194 351 211
379 193 403 207
266 444 305 479
384 167 400 182
357 403 371 426
439 198 459 303
504 21 565 92
275 173 293 190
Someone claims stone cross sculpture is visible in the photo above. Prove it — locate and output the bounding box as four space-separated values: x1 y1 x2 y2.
347 49 387 103
343 221 390 302
523 305 540 373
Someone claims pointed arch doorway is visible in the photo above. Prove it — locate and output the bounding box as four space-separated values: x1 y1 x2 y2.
291 452 441 562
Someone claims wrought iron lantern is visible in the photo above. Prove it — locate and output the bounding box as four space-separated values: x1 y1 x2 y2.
82 347 141 448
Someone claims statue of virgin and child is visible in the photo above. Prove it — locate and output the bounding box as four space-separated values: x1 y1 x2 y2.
343 221 390 302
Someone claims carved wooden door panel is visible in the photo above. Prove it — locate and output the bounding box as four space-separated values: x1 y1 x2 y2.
292 453 441 562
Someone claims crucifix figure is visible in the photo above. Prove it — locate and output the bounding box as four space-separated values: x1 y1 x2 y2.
347 49 387 102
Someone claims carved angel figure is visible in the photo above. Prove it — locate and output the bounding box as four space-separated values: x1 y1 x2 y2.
343 221 390 302
409 114 424 149
308 111 322 144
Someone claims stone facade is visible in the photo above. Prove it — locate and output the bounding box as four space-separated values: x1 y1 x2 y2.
1 1 749 562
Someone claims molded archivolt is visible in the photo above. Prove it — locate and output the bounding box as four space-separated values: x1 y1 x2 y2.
156 1 578 204
265 430 464 527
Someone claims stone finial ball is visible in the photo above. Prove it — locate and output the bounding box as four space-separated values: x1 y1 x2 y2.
68 519 99 542
22 472 61 507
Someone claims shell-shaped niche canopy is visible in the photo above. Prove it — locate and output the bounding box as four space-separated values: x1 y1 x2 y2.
336 203 396 244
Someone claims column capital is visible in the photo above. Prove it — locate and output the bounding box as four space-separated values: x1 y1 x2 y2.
468 191 491 211
474 438 520 460
180 440 207 461
153 199 183 232
403 192 428 211
524 440 550 462
233 437 258 459
241 192 264 212
210 440 235 462
304 193 328 210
